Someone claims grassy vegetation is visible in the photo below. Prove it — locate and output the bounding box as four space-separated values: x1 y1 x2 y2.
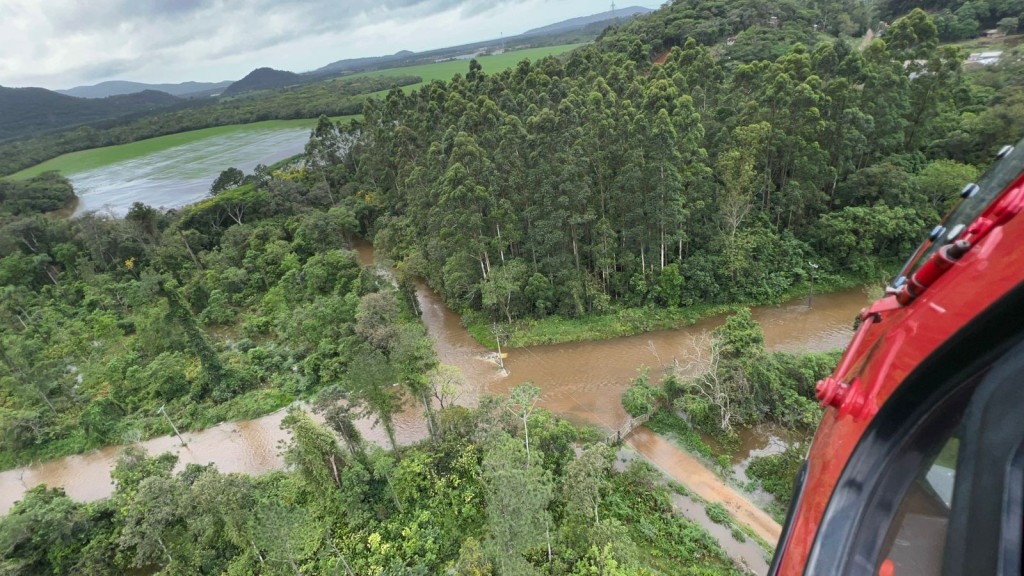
466 273 878 350
950 33 1024 53
7 116 359 179
647 410 717 461
667 477 774 553
0 388 297 471
467 302 737 349
350 43 588 95
607 461 741 574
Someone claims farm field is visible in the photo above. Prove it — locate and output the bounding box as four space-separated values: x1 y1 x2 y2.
351 43 587 95
7 118 351 180
18 118 358 216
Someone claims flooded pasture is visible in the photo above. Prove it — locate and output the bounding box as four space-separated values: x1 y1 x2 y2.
67 126 311 216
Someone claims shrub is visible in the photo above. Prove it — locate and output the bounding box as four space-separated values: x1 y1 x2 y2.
705 502 730 525
621 366 665 417
747 444 806 507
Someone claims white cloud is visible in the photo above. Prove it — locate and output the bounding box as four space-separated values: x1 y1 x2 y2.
0 0 664 89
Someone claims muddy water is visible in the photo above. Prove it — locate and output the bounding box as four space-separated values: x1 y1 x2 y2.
0 241 870 516
466 287 869 435
0 406 427 515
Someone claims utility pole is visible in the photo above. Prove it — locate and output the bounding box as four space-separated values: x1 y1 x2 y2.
808 262 819 307
158 405 186 446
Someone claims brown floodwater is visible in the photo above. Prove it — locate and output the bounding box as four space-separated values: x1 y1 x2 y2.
0 241 871 531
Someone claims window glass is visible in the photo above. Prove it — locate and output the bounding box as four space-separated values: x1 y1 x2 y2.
896 138 1024 284
876 436 959 576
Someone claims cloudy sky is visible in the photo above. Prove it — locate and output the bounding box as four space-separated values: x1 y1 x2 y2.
0 0 665 90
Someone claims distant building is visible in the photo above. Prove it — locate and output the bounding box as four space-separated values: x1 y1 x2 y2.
968 51 1003 65
904 59 930 79
768 16 779 28
726 36 737 46
984 29 1006 38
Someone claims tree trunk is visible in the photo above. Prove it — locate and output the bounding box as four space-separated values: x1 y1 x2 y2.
328 454 342 488
38 389 57 415
384 419 400 460
179 232 203 270
251 541 265 564
158 536 173 566
522 414 531 468
420 391 437 442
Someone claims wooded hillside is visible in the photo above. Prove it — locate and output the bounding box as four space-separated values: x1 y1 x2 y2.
331 3 1005 328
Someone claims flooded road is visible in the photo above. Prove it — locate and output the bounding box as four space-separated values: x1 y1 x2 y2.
0 242 870 524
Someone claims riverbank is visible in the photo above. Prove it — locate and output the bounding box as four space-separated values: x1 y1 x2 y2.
466 273 882 349
45 194 80 219
646 409 813 522
0 387 297 472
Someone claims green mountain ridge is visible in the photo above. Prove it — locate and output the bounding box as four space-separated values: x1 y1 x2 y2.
0 87 182 142
221 67 304 97
57 80 233 99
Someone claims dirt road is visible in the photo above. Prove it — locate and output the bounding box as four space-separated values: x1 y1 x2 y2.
628 426 783 546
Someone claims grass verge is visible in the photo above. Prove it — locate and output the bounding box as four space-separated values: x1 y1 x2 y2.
466 272 879 349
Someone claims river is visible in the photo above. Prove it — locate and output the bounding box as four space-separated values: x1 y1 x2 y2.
0 242 870 570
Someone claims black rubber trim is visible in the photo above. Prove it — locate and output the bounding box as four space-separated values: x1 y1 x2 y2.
767 460 809 576
941 338 1024 576
802 279 1024 576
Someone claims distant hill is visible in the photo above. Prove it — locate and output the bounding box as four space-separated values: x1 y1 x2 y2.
58 80 233 99
522 6 653 36
222 68 303 97
0 87 181 141
315 8 651 76
315 51 420 76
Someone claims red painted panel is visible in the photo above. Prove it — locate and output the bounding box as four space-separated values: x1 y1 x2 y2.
777 171 1024 575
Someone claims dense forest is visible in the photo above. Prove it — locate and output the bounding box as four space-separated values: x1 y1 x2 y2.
327 2 1017 331
4 0 1024 573
1 402 748 575
0 151 750 576
0 172 76 216
879 0 1022 39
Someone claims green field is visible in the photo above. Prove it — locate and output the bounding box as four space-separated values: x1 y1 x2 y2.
352 43 587 96
8 117 358 180
348 43 586 83
950 33 1024 53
